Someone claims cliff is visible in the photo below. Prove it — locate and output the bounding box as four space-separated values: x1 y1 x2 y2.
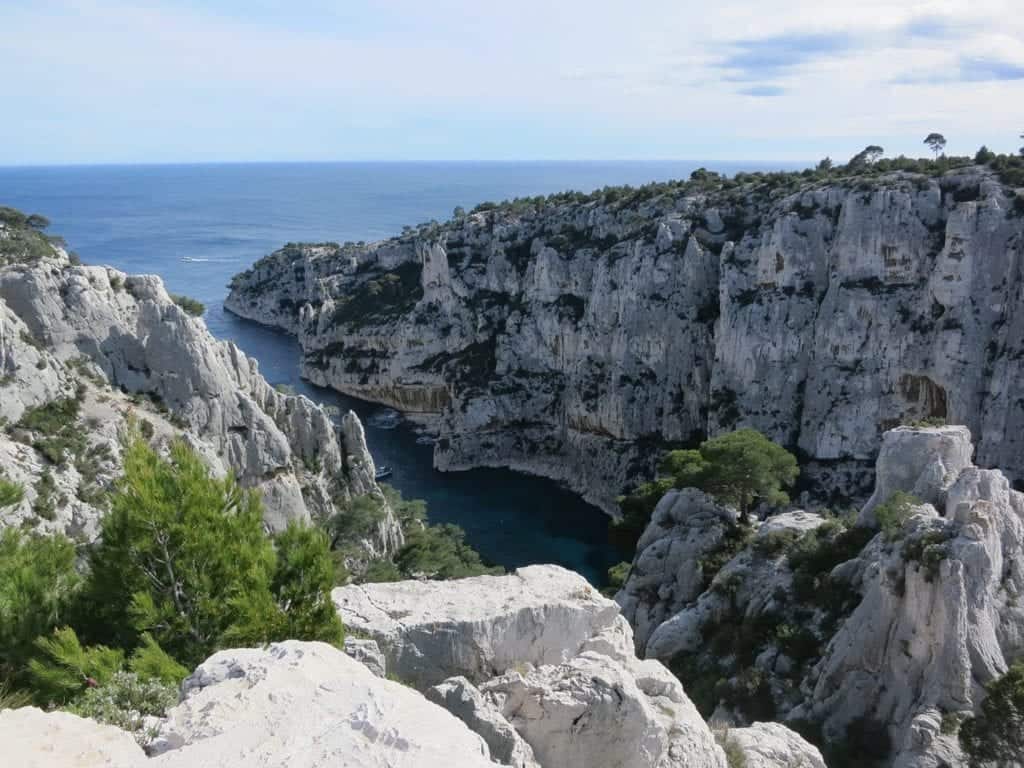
0 214 400 552
225 164 1024 513
617 425 1024 767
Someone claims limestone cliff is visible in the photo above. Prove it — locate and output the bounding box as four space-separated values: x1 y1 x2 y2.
616 425 1024 767
0 216 399 552
225 165 1024 513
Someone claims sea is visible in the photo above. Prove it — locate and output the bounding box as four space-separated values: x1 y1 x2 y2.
0 161 798 584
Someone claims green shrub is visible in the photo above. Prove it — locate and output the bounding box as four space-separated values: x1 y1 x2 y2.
603 561 632 596
67 670 177 745
716 731 748 768
80 437 342 666
394 523 501 580
28 627 124 705
170 294 205 317
874 492 921 541
959 662 1024 764
0 476 24 508
32 470 57 520
128 633 188 685
0 530 81 682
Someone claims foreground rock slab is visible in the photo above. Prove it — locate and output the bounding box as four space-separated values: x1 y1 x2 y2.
2 707 147 768
333 564 624 687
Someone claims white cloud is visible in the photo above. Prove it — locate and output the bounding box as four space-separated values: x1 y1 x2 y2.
0 0 1020 163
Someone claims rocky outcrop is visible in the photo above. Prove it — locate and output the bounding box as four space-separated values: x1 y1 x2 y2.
426 677 540 768
616 425 1024 767
2 707 148 768
725 722 826 768
332 564 627 687
226 166 1024 512
616 489 741 652
335 564 727 768
0 240 398 549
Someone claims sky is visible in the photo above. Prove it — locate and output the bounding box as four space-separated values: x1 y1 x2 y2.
1 0 1022 165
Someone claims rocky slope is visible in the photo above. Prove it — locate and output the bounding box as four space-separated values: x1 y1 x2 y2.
617 425 1024 767
0 216 399 551
4 565 825 767
226 165 1024 513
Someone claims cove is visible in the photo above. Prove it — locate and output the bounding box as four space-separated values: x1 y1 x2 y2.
219 314 625 585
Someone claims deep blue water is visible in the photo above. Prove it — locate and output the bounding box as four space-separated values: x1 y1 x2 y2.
0 161 797 584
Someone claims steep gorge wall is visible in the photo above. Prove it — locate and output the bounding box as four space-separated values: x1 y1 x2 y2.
226 167 1024 513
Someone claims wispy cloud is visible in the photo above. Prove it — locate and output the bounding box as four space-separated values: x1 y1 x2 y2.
894 55 1024 84
737 84 786 97
716 32 856 82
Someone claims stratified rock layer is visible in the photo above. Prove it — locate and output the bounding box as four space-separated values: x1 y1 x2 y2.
226 166 1024 511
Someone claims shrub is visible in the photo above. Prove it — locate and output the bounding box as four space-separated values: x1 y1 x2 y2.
67 670 178 745
27 627 124 705
874 492 921 540
0 530 81 682
170 293 205 317
959 662 1024 764
128 633 189 685
80 437 341 666
394 523 501 580
604 561 632 596
0 476 24 508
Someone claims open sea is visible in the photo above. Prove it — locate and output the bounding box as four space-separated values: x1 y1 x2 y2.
0 161 797 584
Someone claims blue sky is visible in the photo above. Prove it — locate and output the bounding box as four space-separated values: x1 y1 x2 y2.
1 0 1021 165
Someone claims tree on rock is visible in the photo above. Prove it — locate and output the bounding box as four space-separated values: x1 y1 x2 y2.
849 145 884 168
924 133 947 158
668 429 799 512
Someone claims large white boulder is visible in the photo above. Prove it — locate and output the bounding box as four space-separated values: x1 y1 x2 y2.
149 641 499 768
725 722 826 768
480 651 725 768
333 565 625 687
1 707 147 768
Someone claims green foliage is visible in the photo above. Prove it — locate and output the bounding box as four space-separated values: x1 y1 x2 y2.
0 476 24 508
360 559 403 583
923 133 947 157
170 293 205 317
128 633 189 685
327 494 387 546
874 492 921 541
603 561 632 596
264 523 345 646
32 469 57 520
17 397 85 466
330 262 423 327
80 437 277 665
959 662 1024 765
0 679 31 710
701 519 756 590
975 146 996 164
28 627 124 705
0 206 57 265
614 430 797 553
395 523 502 580
67 670 178 745
0 529 81 682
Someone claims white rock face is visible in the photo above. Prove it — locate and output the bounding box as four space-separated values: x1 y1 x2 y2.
226 167 1024 511
149 641 500 767
426 676 540 768
336 565 726 768
725 722 826 768
343 637 387 677
859 424 974 525
0 251 398 549
1 707 147 768
481 652 724 768
333 564 624 687
616 489 741 652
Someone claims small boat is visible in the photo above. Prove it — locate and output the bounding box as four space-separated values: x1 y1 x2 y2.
374 465 393 480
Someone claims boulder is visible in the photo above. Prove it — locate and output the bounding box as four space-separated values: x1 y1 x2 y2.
724 722 826 768
426 676 539 768
480 651 725 768
343 637 387 677
0 707 147 768
332 565 623 688
150 641 500 767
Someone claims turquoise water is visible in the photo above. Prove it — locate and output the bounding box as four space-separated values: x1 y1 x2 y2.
0 161 796 583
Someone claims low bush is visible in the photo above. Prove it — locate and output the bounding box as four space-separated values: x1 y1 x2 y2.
170 293 205 317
